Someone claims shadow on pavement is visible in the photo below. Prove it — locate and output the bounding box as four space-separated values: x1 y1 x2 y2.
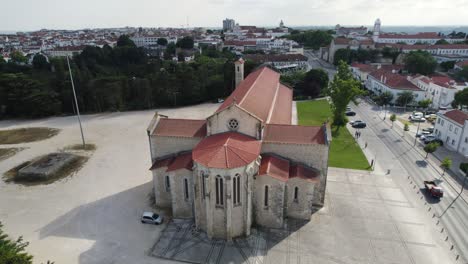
39 182 159 264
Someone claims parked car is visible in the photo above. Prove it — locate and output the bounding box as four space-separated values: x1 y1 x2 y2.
416 130 432 138
424 180 444 198
425 114 437 119
409 112 426 122
345 111 356 116
352 121 367 128
349 120 362 126
141 212 163 225
422 137 443 145
422 127 434 133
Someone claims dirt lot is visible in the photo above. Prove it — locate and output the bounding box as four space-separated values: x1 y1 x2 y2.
0 103 219 264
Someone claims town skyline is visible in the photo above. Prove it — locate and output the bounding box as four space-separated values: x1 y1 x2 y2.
2 0 468 31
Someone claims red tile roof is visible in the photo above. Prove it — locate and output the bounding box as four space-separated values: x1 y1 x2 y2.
167 152 193 172
289 164 320 183
268 84 293 124
244 54 308 64
263 124 326 145
192 132 261 169
153 118 206 138
443 110 468 126
456 60 468 68
379 32 440 39
258 155 319 183
351 62 374 73
369 69 421 91
216 66 291 124
223 40 257 46
333 38 351 45
259 155 290 181
149 156 174 170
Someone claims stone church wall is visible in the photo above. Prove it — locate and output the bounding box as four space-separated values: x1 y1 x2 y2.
286 178 315 220
150 136 201 160
207 105 261 139
170 169 194 218
253 176 285 229
153 168 172 208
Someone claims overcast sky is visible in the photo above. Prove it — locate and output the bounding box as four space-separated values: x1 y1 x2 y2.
2 0 468 31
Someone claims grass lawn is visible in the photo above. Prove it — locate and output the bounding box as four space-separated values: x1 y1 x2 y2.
0 148 21 161
297 100 370 170
0 127 59 144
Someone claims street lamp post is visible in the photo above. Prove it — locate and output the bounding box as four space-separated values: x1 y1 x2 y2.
413 120 421 146
66 56 86 148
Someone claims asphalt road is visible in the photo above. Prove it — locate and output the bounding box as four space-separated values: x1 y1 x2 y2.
352 99 468 263
303 49 336 80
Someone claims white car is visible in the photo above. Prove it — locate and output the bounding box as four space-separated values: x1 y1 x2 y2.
141 212 163 225
349 120 362 126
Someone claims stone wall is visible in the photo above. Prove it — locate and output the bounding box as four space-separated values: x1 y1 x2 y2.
153 168 172 208
193 159 259 239
261 142 328 207
286 178 315 220
150 136 201 160
207 105 261 139
253 176 285 229
170 169 194 218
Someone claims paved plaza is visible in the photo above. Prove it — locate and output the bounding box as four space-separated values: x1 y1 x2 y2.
151 168 454 264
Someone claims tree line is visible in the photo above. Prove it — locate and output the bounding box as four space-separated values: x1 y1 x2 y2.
0 36 255 119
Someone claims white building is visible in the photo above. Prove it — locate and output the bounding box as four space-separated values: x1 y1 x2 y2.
434 110 468 157
223 18 236 31
367 68 424 103
409 75 464 109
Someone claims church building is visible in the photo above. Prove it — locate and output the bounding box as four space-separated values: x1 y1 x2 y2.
146 59 330 240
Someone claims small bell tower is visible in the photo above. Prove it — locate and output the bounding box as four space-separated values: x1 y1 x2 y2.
234 58 244 88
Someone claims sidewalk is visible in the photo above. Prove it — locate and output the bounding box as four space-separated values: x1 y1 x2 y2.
377 109 468 201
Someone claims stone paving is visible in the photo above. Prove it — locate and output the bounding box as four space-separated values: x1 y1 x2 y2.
151 168 454 264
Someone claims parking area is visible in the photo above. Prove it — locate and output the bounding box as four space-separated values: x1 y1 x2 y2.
150 168 454 264
0 103 219 264
0 102 455 264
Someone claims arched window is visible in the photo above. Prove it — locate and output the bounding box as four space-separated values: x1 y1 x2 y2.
165 176 170 192
201 172 206 199
264 185 269 207
233 174 241 206
215 175 224 206
184 178 189 200
294 187 299 202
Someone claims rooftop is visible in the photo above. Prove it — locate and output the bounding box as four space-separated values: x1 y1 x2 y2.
153 118 206 138
263 124 326 145
443 110 468 126
192 132 262 169
258 154 320 183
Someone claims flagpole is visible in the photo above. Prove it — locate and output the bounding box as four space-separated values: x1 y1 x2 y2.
66 56 86 148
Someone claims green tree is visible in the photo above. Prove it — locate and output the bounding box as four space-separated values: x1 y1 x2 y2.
396 91 415 107
418 99 432 109
440 61 455 71
440 157 452 176
375 91 394 106
32 54 49 70
457 66 468 81
452 88 468 109
403 123 410 137
390 114 396 128
328 61 363 126
404 50 437 75
10 51 28 64
164 43 176 60
0 222 33 264
435 39 449 45
157 38 168 46
424 142 439 158
116 35 136 47
177 36 194 49
286 30 333 50
297 68 329 98
333 49 351 65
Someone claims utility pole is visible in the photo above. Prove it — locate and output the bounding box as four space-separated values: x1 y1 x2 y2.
67 56 86 148
413 120 421 146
